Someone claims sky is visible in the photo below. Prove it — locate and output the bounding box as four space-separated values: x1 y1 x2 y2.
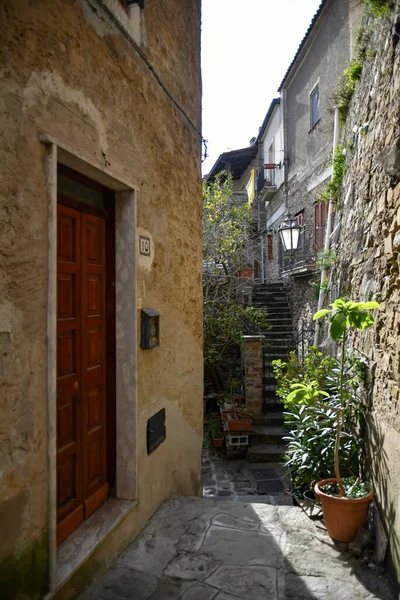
201 0 322 174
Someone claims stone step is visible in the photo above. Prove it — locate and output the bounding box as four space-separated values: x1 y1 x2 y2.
253 412 285 426
264 354 289 362
248 444 286 463
264 349 293 356
253 298 290 305
268 317 292 323
262 399 284 410
263 384 278 392
263 375 278 383
252 425 286 444
253 305 291 313
268 324 293 332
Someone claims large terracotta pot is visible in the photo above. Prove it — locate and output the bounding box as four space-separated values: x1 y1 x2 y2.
314 478 373 542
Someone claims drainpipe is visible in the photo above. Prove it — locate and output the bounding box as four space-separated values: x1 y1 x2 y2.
260 233 265 283
313 107 340 347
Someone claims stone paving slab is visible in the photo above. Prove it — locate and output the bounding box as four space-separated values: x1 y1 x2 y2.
202 431 292 504
79 496 394 600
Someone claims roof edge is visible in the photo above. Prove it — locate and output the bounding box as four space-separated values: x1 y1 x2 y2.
257 98 281 142
278 0 329 92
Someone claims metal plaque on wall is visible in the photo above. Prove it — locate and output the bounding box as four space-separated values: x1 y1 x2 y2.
147 408 166 454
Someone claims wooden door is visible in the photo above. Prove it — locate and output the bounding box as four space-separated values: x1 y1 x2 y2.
57 203 108 545
80 213 108 518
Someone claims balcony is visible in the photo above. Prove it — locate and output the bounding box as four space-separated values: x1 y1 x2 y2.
279 232 318 277
280 252 317 277
256 166 277 200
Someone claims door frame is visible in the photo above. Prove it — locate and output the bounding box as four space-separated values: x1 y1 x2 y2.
42 137 138 592
57 167 117 493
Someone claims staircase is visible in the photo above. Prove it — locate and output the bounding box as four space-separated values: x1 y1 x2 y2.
248 282 294 463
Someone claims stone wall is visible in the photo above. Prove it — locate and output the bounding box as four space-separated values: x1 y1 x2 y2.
319 0 400 585
0 0 202 597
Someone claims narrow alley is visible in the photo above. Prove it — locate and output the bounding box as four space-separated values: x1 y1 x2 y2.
78 495 393 599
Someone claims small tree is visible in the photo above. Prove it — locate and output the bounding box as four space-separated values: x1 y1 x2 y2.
313 299 379 496
203 172 269 389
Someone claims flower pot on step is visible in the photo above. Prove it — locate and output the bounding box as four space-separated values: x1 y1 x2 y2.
224 413 252 432
314 478 373 542
212 435 224 448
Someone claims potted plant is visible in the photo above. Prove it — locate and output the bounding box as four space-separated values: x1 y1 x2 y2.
311 299 379 542
274 347 364 501
208 418 224 447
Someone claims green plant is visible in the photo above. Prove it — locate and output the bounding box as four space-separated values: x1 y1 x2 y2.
284 386 366 497
316 249 337 270
208 418 223 439
279 346 367 496
203 173 270 389
273 346 337 410
313 299 380 496
321 477 372 499
332 58 364 122
319 145 346 202
362 0 391 18
311 277 331 300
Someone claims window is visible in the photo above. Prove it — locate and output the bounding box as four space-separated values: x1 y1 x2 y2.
314 202 328 252
310 85 320 129
267 234 273 261
295 211 304 227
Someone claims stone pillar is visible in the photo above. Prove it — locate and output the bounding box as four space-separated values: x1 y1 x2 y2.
243 335 263 417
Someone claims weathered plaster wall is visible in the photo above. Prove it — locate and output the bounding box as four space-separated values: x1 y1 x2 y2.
322 1 400 584
262 104 285 190
285 0 351 181
0 0 202 596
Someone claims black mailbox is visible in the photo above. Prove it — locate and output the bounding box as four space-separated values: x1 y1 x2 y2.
141 308 160 349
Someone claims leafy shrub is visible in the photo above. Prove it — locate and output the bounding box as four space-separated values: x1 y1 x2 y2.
332 58 364 122
274 346 368 496
319 145 346 203
362 0 391 18
273 346 337 410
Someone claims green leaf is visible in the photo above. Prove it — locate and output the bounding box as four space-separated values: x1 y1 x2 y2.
357 301 380 310
313 309 330 320
347 311 374 330
330 313 346 340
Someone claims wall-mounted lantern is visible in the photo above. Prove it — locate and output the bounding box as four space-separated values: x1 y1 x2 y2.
141 308 160 349
278 215 302 253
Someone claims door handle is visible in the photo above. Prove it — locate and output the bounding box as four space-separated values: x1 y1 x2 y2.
74 381 79 390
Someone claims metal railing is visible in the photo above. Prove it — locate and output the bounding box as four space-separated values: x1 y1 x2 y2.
256 168 276 195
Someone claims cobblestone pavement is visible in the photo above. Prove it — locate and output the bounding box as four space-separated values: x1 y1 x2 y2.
79 496 394 600
202 430 292 505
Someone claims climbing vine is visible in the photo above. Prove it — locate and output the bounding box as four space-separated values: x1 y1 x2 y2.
319 145 346 203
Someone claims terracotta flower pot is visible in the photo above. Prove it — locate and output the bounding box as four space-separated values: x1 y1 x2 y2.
314 478 373 542
212 435 224 448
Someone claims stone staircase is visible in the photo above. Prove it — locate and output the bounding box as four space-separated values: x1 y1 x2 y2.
248 282 294 463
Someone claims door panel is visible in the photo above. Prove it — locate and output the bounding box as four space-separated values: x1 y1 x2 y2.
56 203 108 545
56 205 82 533
80 213 108 511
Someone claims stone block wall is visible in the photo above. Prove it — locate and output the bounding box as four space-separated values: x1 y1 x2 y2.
319 0 400 584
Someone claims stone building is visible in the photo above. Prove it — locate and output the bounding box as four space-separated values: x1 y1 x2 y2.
266 0 361 280
0 1 202 598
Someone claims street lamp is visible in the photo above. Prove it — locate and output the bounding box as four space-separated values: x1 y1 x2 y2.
278 215 301 253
